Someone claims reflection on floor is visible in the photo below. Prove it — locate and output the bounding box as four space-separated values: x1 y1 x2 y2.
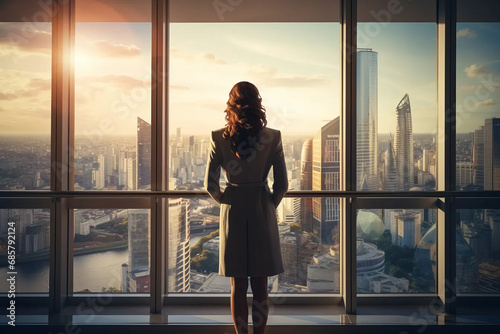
2 304 500 334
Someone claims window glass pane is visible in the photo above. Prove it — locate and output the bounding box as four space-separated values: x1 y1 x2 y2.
73 209 150 294
167 197 341 294
456 209 500 294
74 0 152 191
168 2 341 295
356 208 437 294
0 209 50 293
357 0 437 191
0 18 51 190
456 1 500 191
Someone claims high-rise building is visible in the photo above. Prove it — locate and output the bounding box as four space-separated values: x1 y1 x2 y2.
300 138 313 232
382 136 398 191
357 48 379 190
176 127 181 142
473 126 485 188
167 198 190 292
95 154 106 189
394 93 414 190
312 117 340 245
457 161 474 189
483 118 500 190
391 210 423 248
126 157 136 190
126 209 150 292
137 117 151 190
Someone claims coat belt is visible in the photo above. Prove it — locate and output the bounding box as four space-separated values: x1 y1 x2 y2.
226 180 268 188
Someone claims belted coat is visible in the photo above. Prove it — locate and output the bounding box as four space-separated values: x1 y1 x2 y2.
204 127 288 277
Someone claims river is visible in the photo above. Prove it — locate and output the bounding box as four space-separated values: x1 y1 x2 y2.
0 233 206 293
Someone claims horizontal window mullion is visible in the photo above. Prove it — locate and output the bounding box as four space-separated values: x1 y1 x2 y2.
355 198 441 210
67 197 151 209
0 198 52 208
2 191 500 198
454 198 500 209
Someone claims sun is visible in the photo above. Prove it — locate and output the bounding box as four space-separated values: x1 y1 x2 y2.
73 44 94 75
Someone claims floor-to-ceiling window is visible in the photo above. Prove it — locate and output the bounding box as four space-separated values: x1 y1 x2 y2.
167 0 342 295
0 0 499 320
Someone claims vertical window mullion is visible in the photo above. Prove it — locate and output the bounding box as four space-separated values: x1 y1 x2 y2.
341 0 357 314
49 0 72 315
437 0 457 314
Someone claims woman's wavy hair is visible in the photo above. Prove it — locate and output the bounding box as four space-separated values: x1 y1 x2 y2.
222 81 267 159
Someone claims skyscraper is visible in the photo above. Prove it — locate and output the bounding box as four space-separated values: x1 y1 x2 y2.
95 154 106 189
394 93 414 190
312 117 340 245
126 209 150 292
167 198 190 292
137 117 151 190
382 136 398 191
483 118 500 190
473 126 485 188
300 138 313 232
357 48 379 190
391 210 423 248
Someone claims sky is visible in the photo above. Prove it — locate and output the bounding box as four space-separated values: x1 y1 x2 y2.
0 21 499 137
455 23 500 133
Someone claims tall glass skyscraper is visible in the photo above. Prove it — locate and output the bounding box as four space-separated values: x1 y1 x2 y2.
126 209 150 292
167 198 190 292
484 118 500 190
394 94 414 190
357 48 378 190
312 117 340 245
137 117 151 190
300 138 313 233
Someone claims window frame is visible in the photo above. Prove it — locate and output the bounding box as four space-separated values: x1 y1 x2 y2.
1 0 500 317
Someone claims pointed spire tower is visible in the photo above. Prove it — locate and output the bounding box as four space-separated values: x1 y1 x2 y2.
394 94 414 190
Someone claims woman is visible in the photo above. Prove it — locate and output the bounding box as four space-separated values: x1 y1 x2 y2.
204 81 288 334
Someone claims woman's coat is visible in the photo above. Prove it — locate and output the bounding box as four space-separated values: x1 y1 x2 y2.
204 127 288 277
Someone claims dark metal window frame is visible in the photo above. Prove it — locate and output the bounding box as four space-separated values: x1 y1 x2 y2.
1 0 500 316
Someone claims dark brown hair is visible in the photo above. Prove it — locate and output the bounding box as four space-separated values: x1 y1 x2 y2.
222 81 267 159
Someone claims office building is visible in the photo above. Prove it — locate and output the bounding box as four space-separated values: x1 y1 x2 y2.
357 48 379 190
137 117 151 190
394 93 414 190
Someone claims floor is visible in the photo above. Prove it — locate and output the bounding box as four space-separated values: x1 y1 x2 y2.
3 303 500 333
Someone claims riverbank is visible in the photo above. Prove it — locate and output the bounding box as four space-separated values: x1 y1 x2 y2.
0 240 128 266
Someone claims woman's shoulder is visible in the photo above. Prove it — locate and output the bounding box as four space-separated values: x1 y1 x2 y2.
262 127 282 139
210 128 226 142
210 128 225 136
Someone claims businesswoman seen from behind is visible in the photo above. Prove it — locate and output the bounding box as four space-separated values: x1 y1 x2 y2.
204 81 288 334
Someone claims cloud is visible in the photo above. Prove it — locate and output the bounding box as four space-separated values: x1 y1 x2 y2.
89 40 141 58
246 64 329 88
201 52 226 65
76 74 148 90
28 78 51 90
457 28 477 39
169 48 226 65
0 23 51 54
476 98 500 107
0 89 47 101
0 91 16 100
465 64 489 78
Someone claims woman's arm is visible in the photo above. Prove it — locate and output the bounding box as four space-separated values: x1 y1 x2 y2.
204 131 223 205
272 130 288 207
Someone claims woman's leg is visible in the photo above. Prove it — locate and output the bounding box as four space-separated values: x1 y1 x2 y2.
230 277 249 334
250 277 269 334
